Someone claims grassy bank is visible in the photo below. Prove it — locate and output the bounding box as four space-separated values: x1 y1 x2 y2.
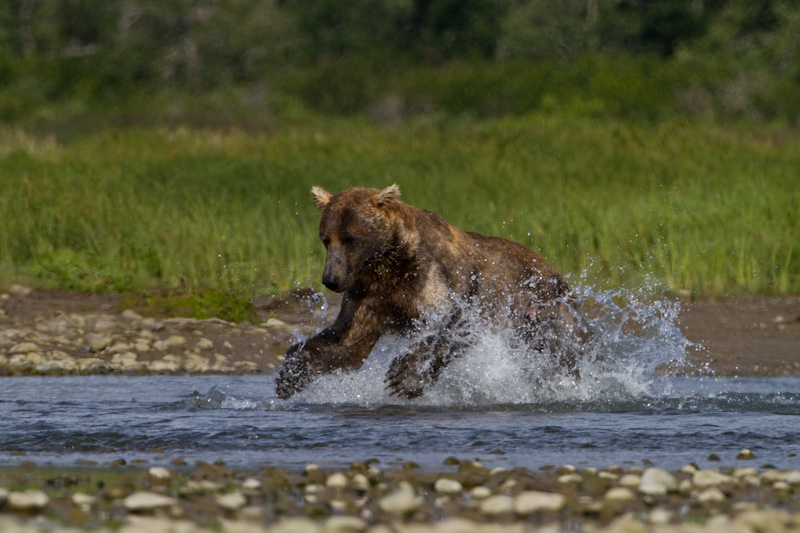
1 114 798 300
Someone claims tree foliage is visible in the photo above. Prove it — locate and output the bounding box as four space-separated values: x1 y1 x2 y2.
0 0 798 124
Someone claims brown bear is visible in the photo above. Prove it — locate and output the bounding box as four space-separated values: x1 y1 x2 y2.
275 184 583 400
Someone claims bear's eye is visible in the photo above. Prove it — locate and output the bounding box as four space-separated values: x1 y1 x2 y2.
342 235 357 246
320 236 331 247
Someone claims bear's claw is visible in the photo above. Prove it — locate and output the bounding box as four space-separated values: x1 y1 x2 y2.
275 344 314 400
384 356 427 399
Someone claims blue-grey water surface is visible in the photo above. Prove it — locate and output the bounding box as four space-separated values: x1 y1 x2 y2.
1 374 798 471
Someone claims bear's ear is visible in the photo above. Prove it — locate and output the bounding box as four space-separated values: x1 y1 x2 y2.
311 186 333 212
372 184 401 207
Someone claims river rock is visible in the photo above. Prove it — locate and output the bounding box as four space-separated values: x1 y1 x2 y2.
217 491 247 511
269 517 322 533
72 492 98 508
124 491 178 512
604 487 637 505
479 494 515 516
9 342 40 354
618 474 641 489
434 478 463 495
736 448 757 460
149 466 171 484
85 333 112 352
514 491 566 515
470 486 492 500
639 467 677 495
121 309 143 321
692 470 733 487
0 487 8 505
323 516 367 533
378 482 422 514
697 487 726 505
196 338 214 351
326 472 348 490
7 490 49 512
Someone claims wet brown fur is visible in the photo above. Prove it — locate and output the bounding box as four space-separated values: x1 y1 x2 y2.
275 185 580 400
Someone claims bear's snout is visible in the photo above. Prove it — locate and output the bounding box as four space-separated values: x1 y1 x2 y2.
322 247 348 293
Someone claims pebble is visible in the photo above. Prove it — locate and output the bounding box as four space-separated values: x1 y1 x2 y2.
693 469 733 487
270 517 321 533
434 478 463 495
470 486 491 500
323 516 367 533
638 467 677 495
326 472 349 490
72 492 98 508
124 491 178 512
378 482 422 514
217 491 247 511
7 490 50 512
514 491 566 515
149 466 171 483
618 474 641 489
604 487 637 505
9 342 40 354
697 487 726 505
478 494 515 516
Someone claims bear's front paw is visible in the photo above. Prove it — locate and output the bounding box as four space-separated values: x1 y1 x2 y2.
384 355 427 399
275 344 314 400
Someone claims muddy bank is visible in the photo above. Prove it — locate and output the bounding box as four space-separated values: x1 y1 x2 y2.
0 285 799 378
2 457 800 532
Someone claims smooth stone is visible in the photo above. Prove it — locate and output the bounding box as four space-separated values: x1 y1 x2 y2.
7 490 49 512
697 487 726 505
639 467 677 493
0 487 8 505
217 491 247 511
378 482 422 514
148 466 171 483
434 478 463 495
196 338 214 350
479 494 515 516
736 448 757 460
323 515 367 533
72 492 98 507
94 320 117 333
618 474 641 489
434 518 481 533
121 309 143 321
242 478 262 491
124 491 178 512
9 342 39 354
326 472 349 490
605 487 637 505
514 491 566 515
557 473 583 485
470 486 491 500
269 517 322 533
693 470 733 487
647 508 673 525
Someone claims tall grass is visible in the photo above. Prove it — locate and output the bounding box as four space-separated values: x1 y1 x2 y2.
1 115 798 298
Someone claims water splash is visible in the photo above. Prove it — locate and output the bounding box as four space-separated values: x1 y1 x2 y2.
286 281 703 408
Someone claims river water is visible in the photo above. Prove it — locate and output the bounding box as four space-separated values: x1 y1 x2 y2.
1 374 798 472
1 286 798 472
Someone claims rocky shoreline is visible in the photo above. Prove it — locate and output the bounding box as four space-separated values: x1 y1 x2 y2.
0 285 317 377
1 457 800 532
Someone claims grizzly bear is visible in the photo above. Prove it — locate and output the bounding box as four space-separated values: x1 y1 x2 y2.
275 184 583 400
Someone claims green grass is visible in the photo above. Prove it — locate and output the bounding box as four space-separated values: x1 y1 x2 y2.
1 114 798 302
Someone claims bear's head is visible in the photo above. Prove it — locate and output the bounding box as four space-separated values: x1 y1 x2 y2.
311 184 405 293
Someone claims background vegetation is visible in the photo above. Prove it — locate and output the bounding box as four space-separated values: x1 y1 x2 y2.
1 0 799 307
